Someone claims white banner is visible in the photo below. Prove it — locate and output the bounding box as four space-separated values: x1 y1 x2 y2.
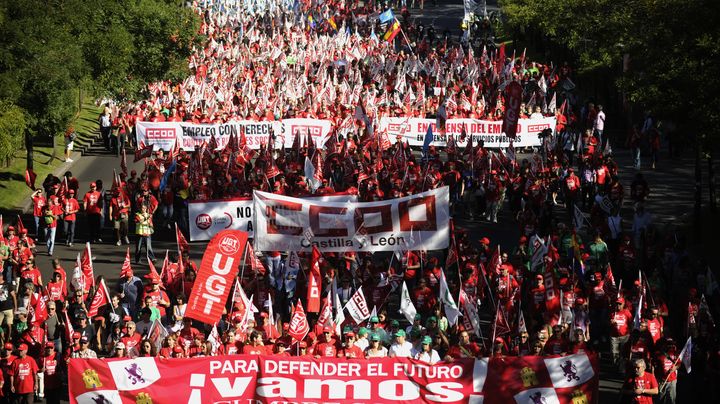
136 118 332 151
253 187 450 252
188 194 357 241
379 116 555 148
137 117 553 152
346 289 371 324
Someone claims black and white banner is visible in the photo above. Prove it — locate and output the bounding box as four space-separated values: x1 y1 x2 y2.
253 187 450 252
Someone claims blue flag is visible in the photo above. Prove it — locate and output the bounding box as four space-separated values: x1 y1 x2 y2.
379 9 394 24
423 124 433 157
159 160 177 192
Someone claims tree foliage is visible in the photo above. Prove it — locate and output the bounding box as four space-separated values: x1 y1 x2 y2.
0 0 200 142
501 0 720 139
0 101 26 163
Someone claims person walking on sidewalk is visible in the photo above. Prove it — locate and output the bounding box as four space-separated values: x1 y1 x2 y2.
82 182 103 243
109 188 131 246
64 126 76 163
43 196 63 256
134 205 155 264
62 190 79 246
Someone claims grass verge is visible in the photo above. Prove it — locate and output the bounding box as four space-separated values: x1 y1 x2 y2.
0 98 101 212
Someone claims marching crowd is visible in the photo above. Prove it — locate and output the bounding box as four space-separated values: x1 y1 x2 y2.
0 1 717 404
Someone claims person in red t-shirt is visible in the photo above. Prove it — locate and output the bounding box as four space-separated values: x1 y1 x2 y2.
242 331 266 355
41 342 61 403
10 344 38 403
43 196 63 256
622 359 658 404
610 297 633 370
120 322 142 356
62 190 80 246
337 332 364 359
82 182 103 243
109 189 131 246
0 343 16 399
315 326 338 358
31 190 46 240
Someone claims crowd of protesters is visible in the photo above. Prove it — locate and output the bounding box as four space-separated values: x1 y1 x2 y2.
0 1 717 404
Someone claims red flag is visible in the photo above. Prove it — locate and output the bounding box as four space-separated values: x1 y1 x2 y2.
16 215 25 235
63 308 75 344
134 142 154 162
87 279 110 317
316 296 333 329
160 250 174 286
262 295 281 340
31 292 48 325
488 245 502 275
288 300 310 343
502 81 523 139
0 216 4 243
81 242 95 288
25 169 37 190
544 266 561 326
145 258 163 286
494 304 511 336
175 223 189 254
120 148 128 176
245 242 266 275
307 246 322 313
185 230 249 324
120 248 133 277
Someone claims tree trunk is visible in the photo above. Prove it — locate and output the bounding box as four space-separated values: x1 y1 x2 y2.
25 131 34 170
709 152 716 212
51 132 57 161
694 136 702 239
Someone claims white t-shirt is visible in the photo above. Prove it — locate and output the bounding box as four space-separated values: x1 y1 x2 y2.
414 349 441 365
389 341 414 358
365 346 388 358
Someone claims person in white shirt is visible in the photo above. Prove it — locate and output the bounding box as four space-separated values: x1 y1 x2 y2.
594 105 606 146
529 106 544 120
388 330 414 358
365 334 388 358
355 328 369 351
631 203 653 247
414 336 441 364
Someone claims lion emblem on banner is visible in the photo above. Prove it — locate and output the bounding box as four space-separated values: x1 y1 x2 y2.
125 363 146 385
529 391 547 404
520 366 539 387
560 360 580 382
82 369 102 389
136 392 153 404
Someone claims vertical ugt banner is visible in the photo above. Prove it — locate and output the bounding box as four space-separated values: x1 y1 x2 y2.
185 230 249 324
502 81 523 139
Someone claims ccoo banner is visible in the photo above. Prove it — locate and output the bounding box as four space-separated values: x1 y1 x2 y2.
253 187 450 252
188 194 358 241
135 118 333 152
185 230 249 325
69 353 598 404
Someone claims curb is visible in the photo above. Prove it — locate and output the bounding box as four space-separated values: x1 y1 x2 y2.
17 151 84 214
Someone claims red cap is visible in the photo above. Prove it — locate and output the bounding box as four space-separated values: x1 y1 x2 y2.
3 343 13 350
90 182 96 187
173 346 184 353
299 341 308 348
616 297 625 304
72 332 82 339
45 342 55 349
480 237 490 245
18 343 28 351
323 326 333 333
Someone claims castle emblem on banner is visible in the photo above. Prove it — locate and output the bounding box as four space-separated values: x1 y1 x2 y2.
520 366 539 387
82 369 102 389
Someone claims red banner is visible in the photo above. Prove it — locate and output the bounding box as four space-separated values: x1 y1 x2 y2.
69 353 598 403
502 81 523 139
307 246 322 312
185 230 249 324
288 300 309 343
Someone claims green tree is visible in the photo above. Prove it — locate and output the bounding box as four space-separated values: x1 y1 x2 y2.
0 101 26 166
501 0 720 226
0 0 200 161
